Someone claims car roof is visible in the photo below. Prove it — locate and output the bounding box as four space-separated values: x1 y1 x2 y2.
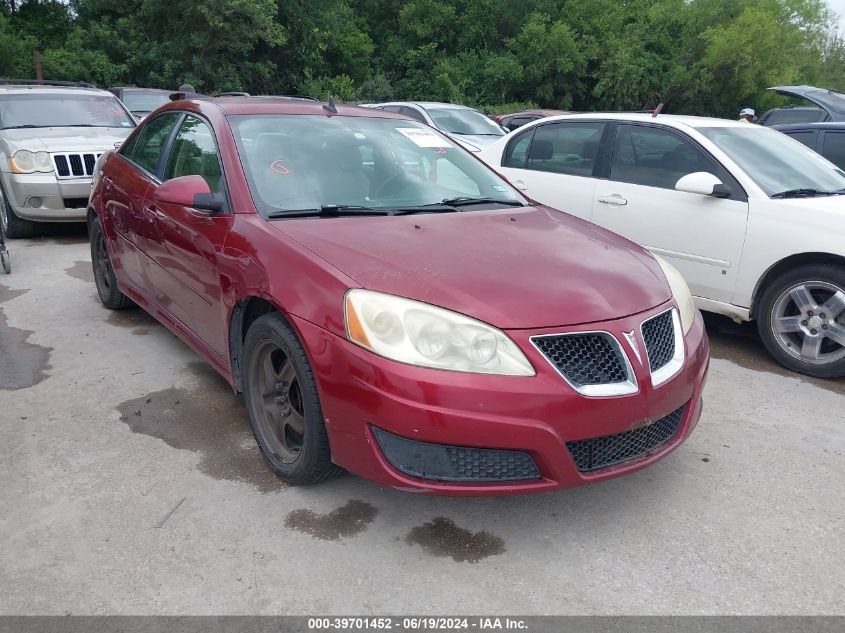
371 101 478 111
773 122 845 131
0 84 114 97
534 112 747 129
112 87 172 93
158 97 413 120
503 110 570 117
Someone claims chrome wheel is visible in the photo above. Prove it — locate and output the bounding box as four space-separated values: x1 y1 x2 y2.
771 280 845 365
93 229 112 294
247 341 305 463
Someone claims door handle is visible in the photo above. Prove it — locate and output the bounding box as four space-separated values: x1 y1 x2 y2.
597 194 628 206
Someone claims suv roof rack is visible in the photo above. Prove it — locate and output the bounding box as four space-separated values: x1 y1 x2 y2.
0 79 97 88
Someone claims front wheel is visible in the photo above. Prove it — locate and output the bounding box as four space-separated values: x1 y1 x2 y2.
242 312 341 485
0 181 39 239
757 264 845 378
89 215 133 309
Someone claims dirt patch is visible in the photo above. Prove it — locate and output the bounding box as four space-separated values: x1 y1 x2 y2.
116 386 285 493
284 500 378 540
705 314 845 395
406 517 505 563
0 308 52 390
105 309 159 336
0 283 28 304
65 260 95 283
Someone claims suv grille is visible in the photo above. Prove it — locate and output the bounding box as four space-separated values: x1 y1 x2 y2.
642 310 675 372
566 404 686 472
53 152 102 179
532 332 629 387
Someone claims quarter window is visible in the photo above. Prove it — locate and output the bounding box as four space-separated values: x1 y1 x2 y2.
525 122 605 176
163 115 224 192
610 124 717 190
124 112 180 175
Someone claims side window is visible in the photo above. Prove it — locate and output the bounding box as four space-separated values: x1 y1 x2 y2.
821 132 845 170
784 130 819 151
507 117 532 131
502 130 534 168
526 122 605 176
400 106 426 123
125 112 180 175
382 105 402 113
163 115 223 193
610 124 717 190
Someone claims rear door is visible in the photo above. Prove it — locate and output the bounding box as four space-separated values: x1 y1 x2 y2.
591 123 749 303
781 129 821 152
145 113 231 357
820 130 845 170
494 120 607 219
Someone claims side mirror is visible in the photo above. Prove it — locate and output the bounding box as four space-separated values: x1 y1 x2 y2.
154 175 225 213
675 172 731 198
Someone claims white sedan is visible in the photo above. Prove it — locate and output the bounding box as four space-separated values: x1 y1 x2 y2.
478 113 845 378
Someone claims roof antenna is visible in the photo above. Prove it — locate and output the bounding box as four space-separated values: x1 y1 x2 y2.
323 96 338 114
652 101 665 117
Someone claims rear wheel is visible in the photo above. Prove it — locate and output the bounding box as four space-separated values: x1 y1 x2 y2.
89 215 133 309
757 264 845 378
0 181 39 239
242 312 341 485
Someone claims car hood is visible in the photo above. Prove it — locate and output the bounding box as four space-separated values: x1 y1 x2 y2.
272 206 671 329
449 134 503 150
0 127 133 153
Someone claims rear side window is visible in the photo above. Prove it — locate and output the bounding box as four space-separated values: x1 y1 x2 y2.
763 108 827 126
783 130 819 151
163 114 224 192
610 124 718 190
122 112 180 175
822 131 845 170
399 106 426 123
525 122 605 176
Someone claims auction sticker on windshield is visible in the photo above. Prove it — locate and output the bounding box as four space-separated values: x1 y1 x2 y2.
397 127 453 148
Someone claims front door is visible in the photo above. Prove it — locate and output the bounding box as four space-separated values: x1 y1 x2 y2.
591 123 750 304
144 114 231 357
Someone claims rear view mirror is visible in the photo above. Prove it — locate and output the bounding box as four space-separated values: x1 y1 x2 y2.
675 172 731 198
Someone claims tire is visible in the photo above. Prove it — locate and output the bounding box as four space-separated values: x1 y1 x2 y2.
0 248 9 274
0 180 39 239
757 264 845 378
242 312 342 485
89 215 133 309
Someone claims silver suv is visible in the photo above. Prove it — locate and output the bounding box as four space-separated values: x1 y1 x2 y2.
0 81 136 238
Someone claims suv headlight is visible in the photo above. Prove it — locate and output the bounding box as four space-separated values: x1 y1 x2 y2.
654 256 696 334
9 150 53 174
344 289 535 375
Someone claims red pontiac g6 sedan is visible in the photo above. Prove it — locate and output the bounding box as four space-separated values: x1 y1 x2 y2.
88 97 710 495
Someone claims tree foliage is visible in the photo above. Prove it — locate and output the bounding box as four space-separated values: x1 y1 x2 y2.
0 0 843 117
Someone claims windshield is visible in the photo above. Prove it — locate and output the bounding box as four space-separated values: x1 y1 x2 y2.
120 91 171 114
427 108 505 136
229 114 522 216
0 94 135 129
698 126 845 196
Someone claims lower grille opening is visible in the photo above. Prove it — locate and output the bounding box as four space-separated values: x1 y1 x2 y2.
566 403 687 473
373 427 540 482
63 197 89 209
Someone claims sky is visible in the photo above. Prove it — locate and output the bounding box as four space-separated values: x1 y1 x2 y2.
829 0 845 36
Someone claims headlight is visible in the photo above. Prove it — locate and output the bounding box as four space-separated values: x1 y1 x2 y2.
344 289 535 376
654 256 696 334
9 150 53 174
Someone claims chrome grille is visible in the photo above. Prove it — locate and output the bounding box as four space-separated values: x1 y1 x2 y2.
566 403 686 472
531 332 636 396
642 309 675 371
52 152 102 179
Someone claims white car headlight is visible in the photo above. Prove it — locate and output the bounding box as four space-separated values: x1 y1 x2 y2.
9 150 53 174
654 256 696 334
344 289 535 376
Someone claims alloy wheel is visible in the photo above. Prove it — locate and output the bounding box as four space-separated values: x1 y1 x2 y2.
771 280 845 365
247 341 305 463
94 230 112 293
0 188 7 233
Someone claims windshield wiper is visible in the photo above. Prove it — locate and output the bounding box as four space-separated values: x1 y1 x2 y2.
770 188 835 198
1 125 39 130
441 196 526 207
267 204 390 219
389 203 459 215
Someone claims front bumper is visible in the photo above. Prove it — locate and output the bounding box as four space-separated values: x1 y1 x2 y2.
1 171 91 222
293 302 710 495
